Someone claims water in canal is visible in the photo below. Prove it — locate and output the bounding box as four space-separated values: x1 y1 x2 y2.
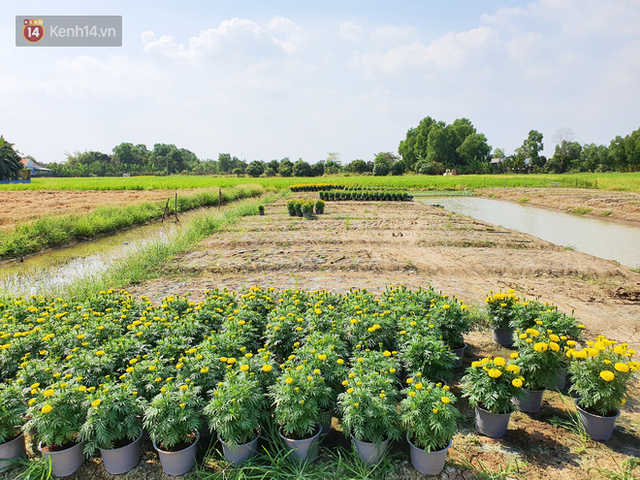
420 197 640 268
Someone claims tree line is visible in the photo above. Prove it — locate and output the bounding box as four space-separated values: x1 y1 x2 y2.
4 121 639 180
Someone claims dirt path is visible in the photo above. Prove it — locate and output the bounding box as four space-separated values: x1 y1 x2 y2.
125 195 640 479
477 187 640 225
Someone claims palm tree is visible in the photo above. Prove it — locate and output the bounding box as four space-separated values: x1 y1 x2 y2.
0 136 23 180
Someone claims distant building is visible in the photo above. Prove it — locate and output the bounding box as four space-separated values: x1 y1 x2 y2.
490 157 507 165
20 158 51 176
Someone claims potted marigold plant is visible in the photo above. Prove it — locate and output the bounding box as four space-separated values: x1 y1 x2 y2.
428 299 472 367
485 289 519 346
461 357 525 438
0 383 26 472
301 200 314 219
512 328 566 413
315 199 325 214
567 336 639 441
204 370 266 465
144 382 203 476
23 379 89 477
258 205 265 216
80 382 145 475
338 352 401 466
286 200 297 216
400 382 460 475
269 366 332 464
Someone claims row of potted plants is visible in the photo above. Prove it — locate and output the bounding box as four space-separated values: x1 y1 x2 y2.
289 183 345 192
319 190 411 201
286 199 325 217
0 287 636 476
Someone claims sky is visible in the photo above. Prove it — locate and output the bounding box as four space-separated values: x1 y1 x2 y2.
2 0 640 165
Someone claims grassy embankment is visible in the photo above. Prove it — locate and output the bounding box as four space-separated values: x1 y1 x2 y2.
0 185 267 261
1 172 639 192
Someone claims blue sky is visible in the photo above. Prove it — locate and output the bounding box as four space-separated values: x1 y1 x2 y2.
2 0 639 165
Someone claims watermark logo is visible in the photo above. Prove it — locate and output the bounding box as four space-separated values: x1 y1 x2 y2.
23 19 44 43
16 16 122 47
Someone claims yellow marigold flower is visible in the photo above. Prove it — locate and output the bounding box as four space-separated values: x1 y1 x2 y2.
383 350 392 357
600 370 615 382
441 396 450 404
41 404 52 414
433 408 439 413
506 364 520 374
347 388 354 394
317 354 327 361
549 334 560 342
519 333 528 340
240 365 249 372
126 367 134 373
408 391 416 397
227 358 236 364
614 363 630 373
471 361 482 368
628 361 640 371
337 359 344 365
379 393 386 398
160 387 167 393
285 377 294 384
180 384 188 391
28 399 36 406
415 383 423 390
406 378 414 384
620 398 626 406
566 340 577 347
481 358 490 365
578 324 586 329
357 357 364 363
488 368 502 378
493 357 506 366
354 402 360 407
594 341 606 351
512 378 523 388
510 353 519 359
43 389 54 397
78 386 86 392
91 399 101 407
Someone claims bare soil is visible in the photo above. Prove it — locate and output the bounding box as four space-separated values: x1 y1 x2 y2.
123 192 640 479
0 189 201 230
478 187 640 225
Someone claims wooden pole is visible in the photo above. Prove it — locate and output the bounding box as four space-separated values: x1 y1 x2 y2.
174 193 180 222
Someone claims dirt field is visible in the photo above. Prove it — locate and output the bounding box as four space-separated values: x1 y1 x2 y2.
0 189 201 230
126 194 640 479
478 187 640 224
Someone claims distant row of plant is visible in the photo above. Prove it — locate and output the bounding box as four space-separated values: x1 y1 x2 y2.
289 183 346 192
319 190 411 201
286 199 325 217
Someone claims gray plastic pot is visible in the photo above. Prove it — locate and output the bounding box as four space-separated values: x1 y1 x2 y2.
0 433 25 472
474 407 512 438
351 436 390 466
513 388 545 414
576 402 620 441
279 426 321 464
553 366 568 390
99 432 142 475
491 328 514 347
38 441 86 477
220 432 260 465
407 435 452 476
153 431 199 476
453 343 467 368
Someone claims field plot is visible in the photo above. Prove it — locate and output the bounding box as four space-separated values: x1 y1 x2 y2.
121 195 640 479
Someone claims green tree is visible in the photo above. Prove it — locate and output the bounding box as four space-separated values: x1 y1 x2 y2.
0 136 23 181
521 130 545 168
293 159 312 177
218 153 233 173
245 161 265 177
456 133 491 166
345 159 369 174
547 140 582 173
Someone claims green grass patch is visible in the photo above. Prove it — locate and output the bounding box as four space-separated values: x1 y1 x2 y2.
569 207 593 215
2 172 640 193
518 197 530 203
0 185 265 261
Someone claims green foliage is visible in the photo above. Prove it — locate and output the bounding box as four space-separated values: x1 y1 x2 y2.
314 199 325 212
143 382 202 449
204 370 266 446
24 379 88 448
461 357 525 414
399 334 457 382
0 383 25 443
567 336 638 416
79 381 144 455
427 296 472 348
400 382 460 452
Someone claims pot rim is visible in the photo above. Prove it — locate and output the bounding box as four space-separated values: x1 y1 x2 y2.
406 434 453 453
278 424 321 442
0 432 24 446
98 430 143 453
349 434 390 446
574 400 621 419
476 405 513 416
153 430 200 454
219 430 261 448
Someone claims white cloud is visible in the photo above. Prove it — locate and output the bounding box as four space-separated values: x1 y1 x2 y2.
141 16 305 61
339 21 363 42
371 25 417 44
